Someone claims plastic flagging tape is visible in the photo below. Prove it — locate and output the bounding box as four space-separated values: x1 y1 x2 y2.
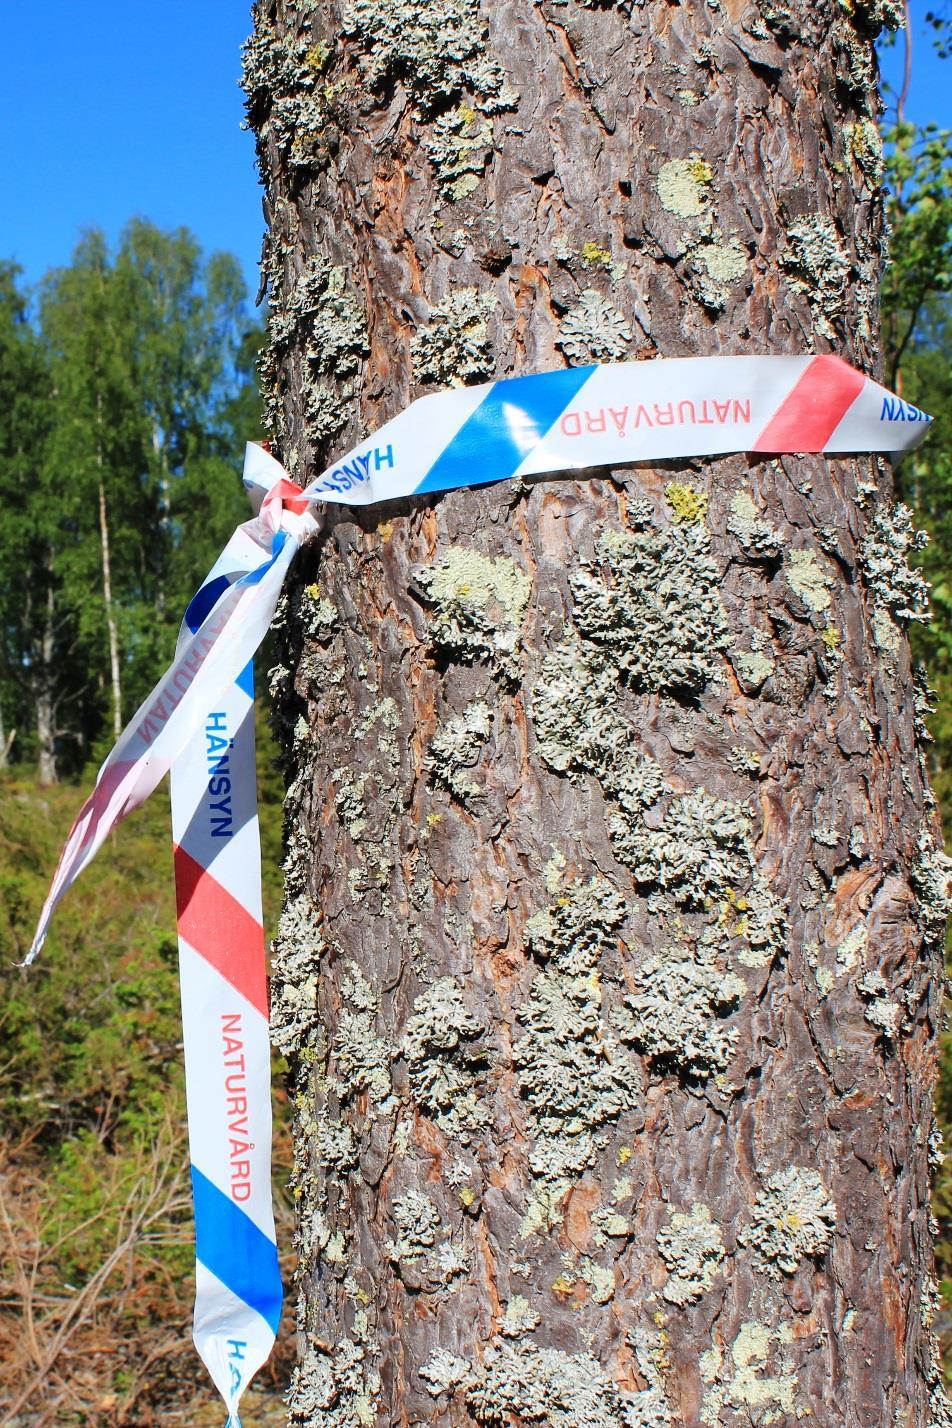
25 354 932 1425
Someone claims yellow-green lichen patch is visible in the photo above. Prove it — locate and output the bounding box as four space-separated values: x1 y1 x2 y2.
657 1203 726 1305
700 1322 799 1427
556 288 633 363
696 240 747 284
412 287 497 386
657 156 714 219
785 547 832 612
403 976 494 1140
665 481 709 525
415 546 531 681
580 241 613 269
738 1166 836 1277
732 648 775 690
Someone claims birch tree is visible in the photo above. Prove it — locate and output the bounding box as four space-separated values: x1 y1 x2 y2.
244 1 952 1421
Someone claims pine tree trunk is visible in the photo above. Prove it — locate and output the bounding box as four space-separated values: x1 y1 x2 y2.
244 2 952 1422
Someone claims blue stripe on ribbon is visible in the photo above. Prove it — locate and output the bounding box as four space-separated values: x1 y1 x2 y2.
237 530 288 586
191 1165 283 1336
413 366 596 497
184 574 233 636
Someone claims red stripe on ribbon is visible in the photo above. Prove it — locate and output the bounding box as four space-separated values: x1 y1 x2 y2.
752 355 865 452
173 845 268 1017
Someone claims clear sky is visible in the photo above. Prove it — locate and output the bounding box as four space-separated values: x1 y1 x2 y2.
1 1 949 306
3 1 263 301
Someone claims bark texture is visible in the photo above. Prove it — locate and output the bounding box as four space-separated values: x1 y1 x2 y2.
244 1 952 1423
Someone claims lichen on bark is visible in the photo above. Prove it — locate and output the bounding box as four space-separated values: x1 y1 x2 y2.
245 0 949 1421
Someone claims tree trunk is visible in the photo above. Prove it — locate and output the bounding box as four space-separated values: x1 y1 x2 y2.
244 2 951 1423
96 384 123 741
36 577 57 786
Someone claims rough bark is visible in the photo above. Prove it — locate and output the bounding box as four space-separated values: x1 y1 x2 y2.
244 1 952 1423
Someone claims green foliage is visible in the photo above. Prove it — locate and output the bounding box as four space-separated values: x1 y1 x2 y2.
880 14 952 1376
0 222 265 782
0 712 293 1422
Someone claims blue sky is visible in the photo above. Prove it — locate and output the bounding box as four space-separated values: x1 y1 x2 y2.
2 1 949 306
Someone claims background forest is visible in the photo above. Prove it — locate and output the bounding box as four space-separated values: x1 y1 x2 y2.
1 17 952 1428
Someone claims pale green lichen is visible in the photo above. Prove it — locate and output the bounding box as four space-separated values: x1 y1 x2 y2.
657 1203 726 1305
427 700 492 804
412 286 497 386
727 489 783 561
785 547 832 612
517 878 639 1229
515 969 643 1193
334 767 368 837
424 105 494 198
732 648 775 690
696 240 747 285
912 831 952 945
781 215 850 340
657 157 714 218
388 1188 440 1264
738 1166 836 1277
700 1322 799 1427
263 252 369 449
331 962 394 1109
525 876 627 975
580 1257 616 1304
846 117 885 185
420 1348 472 1397
557 288 633 363
501 1295 541 1337
287 1334 382 1427
463 1342 650 1427
569 518 730 695
836 922 868 977
341 0 516 114
415 546 531 681
859 501 930 651
403 977 493 1139
857 968 902 1040
242 25 345 172
532 645 783 971
270 892 324 1055
612 937 746 1081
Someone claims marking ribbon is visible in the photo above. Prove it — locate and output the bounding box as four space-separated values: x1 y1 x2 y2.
25 355 932 1425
